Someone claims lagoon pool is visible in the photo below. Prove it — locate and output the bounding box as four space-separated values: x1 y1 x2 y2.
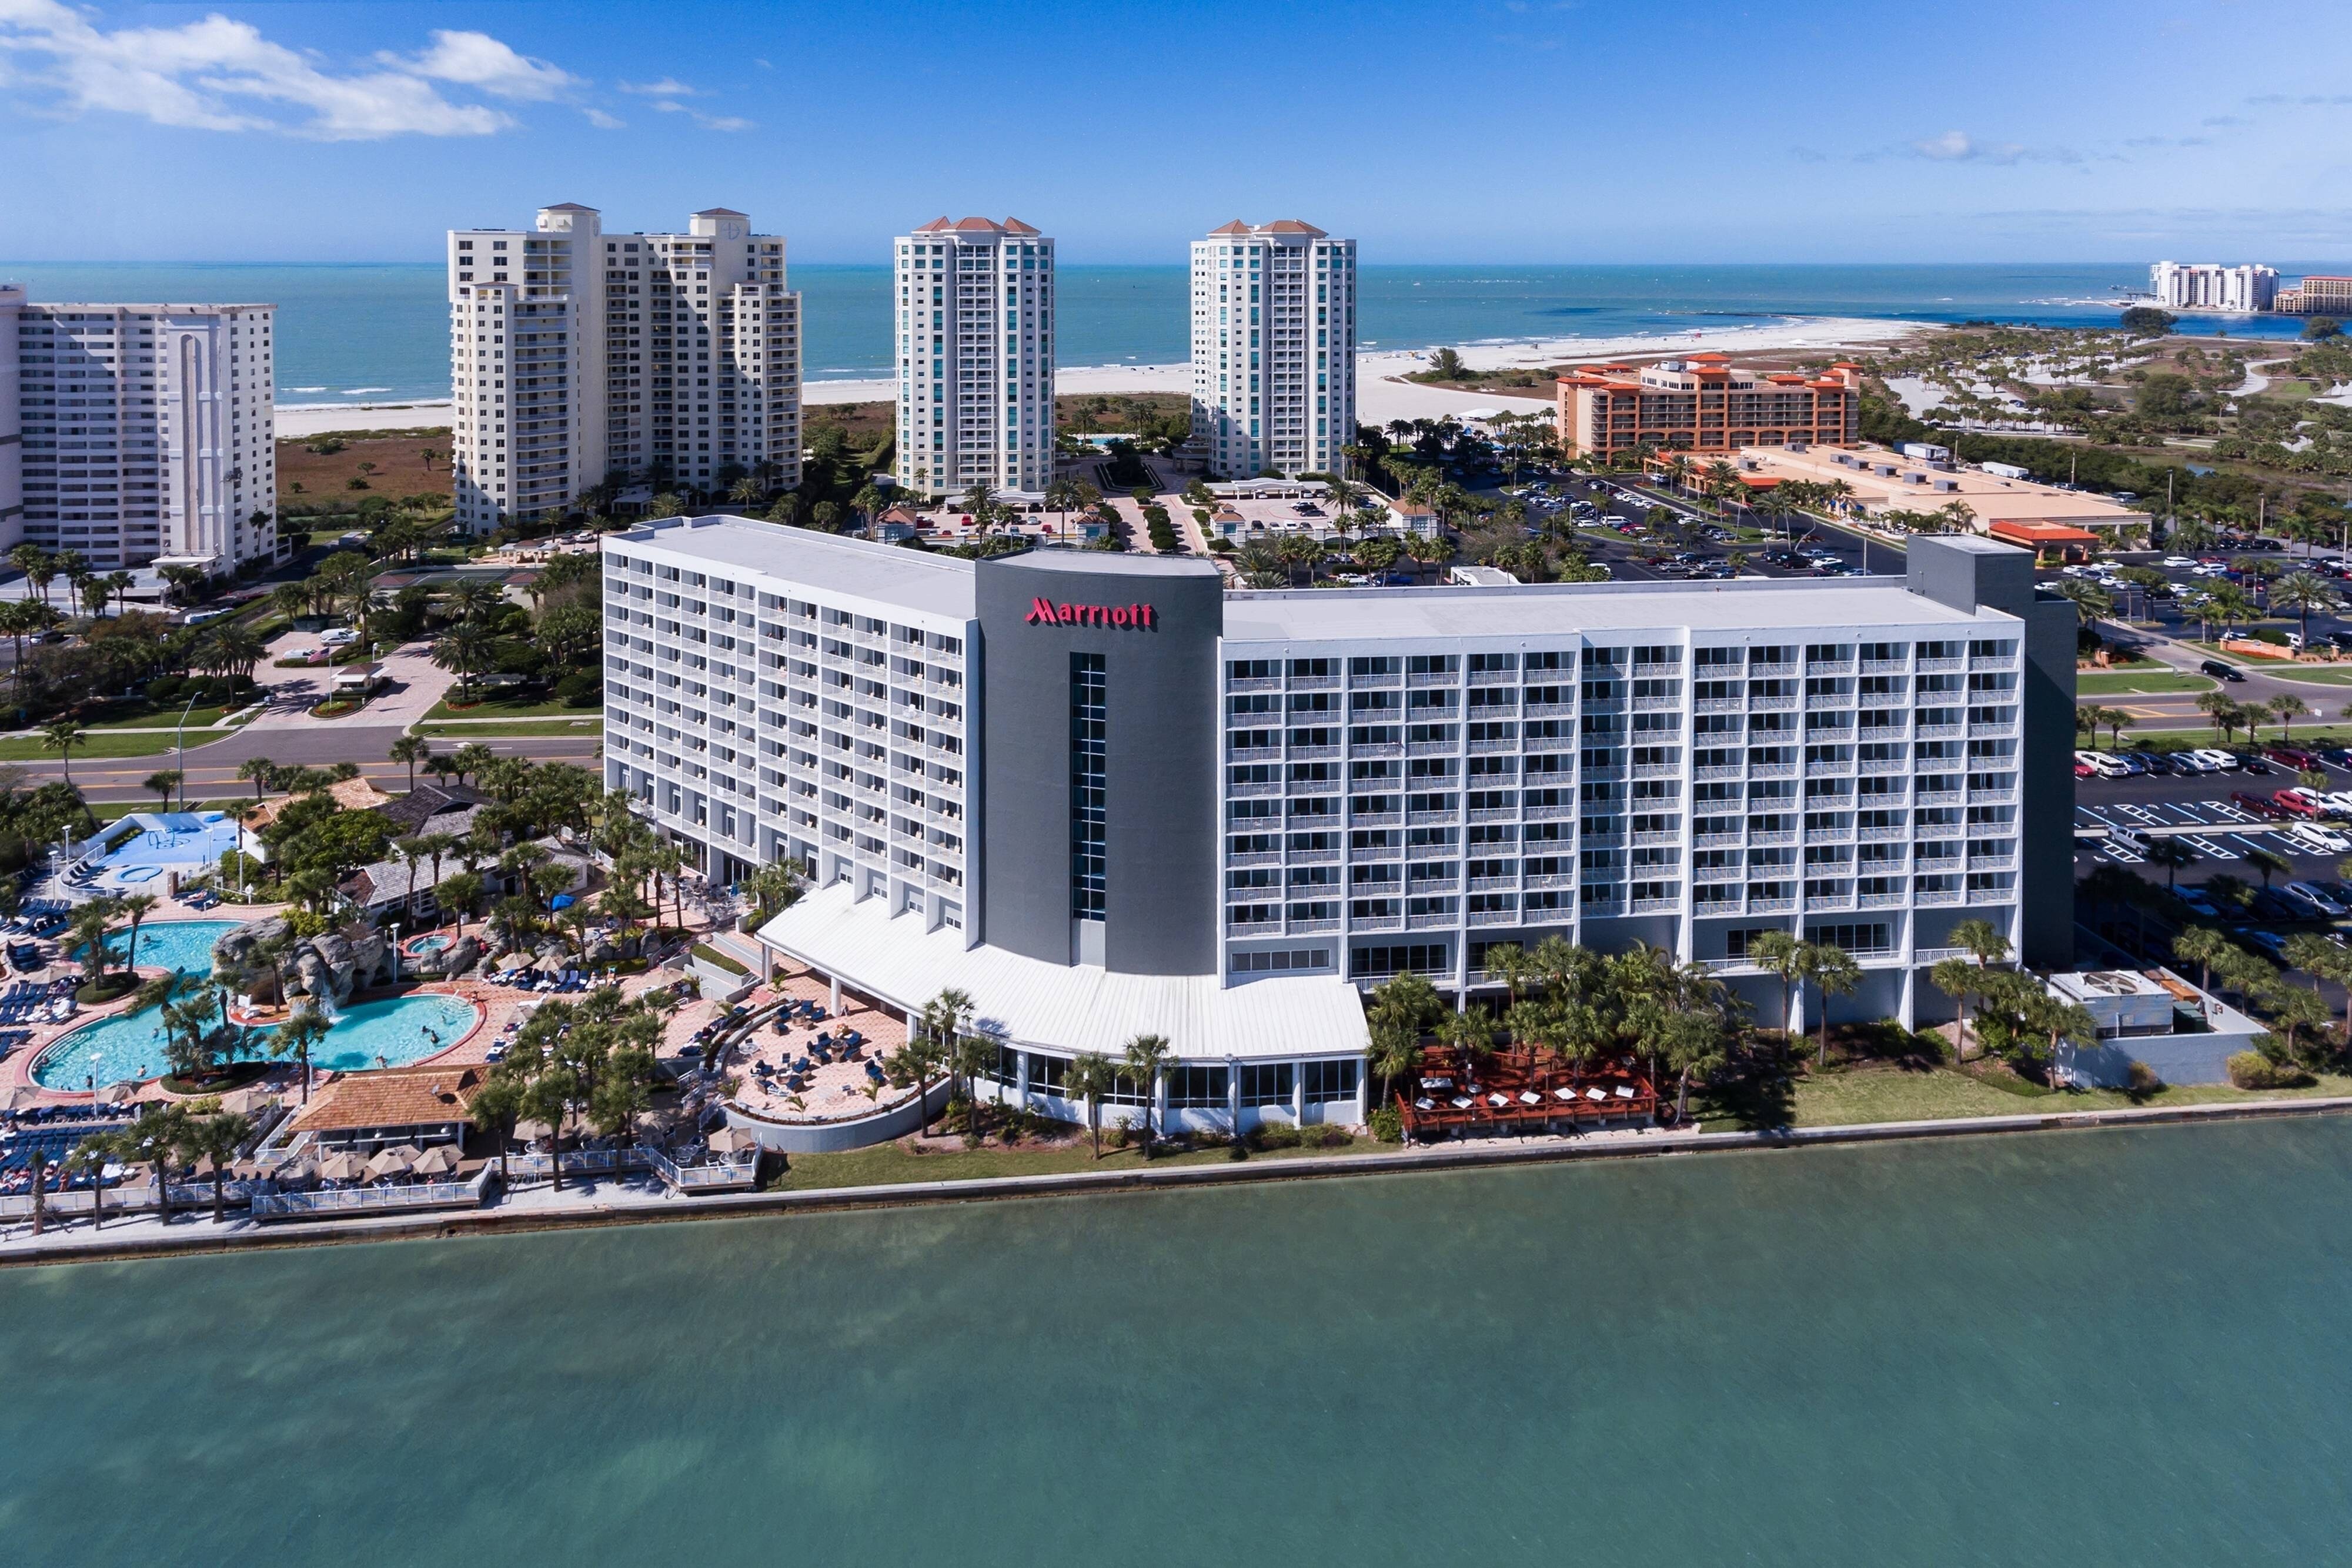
81 918 243 978
30 991 481 1089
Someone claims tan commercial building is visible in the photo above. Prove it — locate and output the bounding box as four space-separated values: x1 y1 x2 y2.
1726 443 2144 534
2276 276 2352 316
1553 354 1860 461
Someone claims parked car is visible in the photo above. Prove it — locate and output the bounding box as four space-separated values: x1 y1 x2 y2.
2074 758 2096 778
2274 788 2326 817
2234 925 2292 959
2286 822 2352 855
2280 786 2333 815
2200 659 2247 683
2318 747 2352 771
2192 748 2243 772
2172 750 2220 774
2174 886 2223 917
2267 744 2324 773
2283 881 2350 918
2231 791 2289 818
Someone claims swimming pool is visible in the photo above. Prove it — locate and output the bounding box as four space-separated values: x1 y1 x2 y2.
79 919 243 978
30 991 482 1089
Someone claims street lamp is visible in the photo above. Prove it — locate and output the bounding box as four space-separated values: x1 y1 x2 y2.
89 1050 102 1121
388 921 401 987
172 693 199 810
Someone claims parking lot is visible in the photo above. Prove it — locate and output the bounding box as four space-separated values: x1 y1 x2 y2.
1506 476 1900 583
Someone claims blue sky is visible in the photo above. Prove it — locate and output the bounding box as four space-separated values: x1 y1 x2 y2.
3 0 2347 265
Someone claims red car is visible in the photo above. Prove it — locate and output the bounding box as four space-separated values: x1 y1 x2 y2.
2267 744 2323 773
2273 788 2324 817
2232 791 2289 818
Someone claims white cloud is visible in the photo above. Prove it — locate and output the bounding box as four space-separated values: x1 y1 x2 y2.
620 76 699 97
698 113 750 132
1910 129 2022 163
583 106 624 129
0 0 602 138
388 29 576 102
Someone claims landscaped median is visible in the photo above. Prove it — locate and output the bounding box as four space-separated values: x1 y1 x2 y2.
412 718 599 740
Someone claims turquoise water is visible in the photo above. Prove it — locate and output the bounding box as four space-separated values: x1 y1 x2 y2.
29 991 479 1088
1 1119 2349 1562
83 917 241 977
2 261 2331 398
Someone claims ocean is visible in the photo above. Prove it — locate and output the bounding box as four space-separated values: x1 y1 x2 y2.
3 1120 2351 1564
2 260 2333 406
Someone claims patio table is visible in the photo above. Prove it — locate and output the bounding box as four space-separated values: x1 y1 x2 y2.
1585 1088 1606 1102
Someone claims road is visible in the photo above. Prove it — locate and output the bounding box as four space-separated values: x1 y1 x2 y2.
15 723 602 804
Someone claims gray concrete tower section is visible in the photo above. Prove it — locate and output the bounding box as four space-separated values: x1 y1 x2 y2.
974 551 1225 975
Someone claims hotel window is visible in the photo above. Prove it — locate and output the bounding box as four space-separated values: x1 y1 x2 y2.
1302 1060 1359 1104
1240 1063 1294 1106
1170 1065 1230 1109
1070 652 1107 920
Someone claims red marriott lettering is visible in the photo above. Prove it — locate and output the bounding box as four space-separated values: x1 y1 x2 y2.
1024 597 1158 630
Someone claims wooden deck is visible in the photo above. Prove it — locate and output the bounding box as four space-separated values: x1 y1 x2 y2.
1395 1045 1662 1140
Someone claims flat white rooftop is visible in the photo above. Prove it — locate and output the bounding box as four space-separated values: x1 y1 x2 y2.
1222 577 2003 644
758 886 1369 1063
612 516 978 621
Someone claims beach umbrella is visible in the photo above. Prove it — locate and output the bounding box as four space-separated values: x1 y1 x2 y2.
218 1087 268 1115
99 1082 133 1106
513 1118 554 1142
413 1145 460 1176
3 1085 38 1111
707 1127 755 1154
365 1144 420 1178
316 1151 365 1182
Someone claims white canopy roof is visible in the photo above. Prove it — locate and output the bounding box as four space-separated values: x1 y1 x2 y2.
756 886 1369 1064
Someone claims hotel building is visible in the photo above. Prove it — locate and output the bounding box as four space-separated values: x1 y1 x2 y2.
2149 261 2280 315
1553 356 1860 463
2276 276 2352 316
1189 220 1357 480
605 520 2072 1138
446 204 801 533
894 218 1055 498
0 284 278 569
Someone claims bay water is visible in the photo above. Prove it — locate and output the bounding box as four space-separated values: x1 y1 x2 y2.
2 1118 2347 1564
1 260 2330 407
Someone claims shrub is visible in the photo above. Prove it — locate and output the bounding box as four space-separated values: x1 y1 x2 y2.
554 670 602 707
1368 1105 1403 1144
2127 1059 2164 1095
2227 1051 2313 1089
146 675 186 705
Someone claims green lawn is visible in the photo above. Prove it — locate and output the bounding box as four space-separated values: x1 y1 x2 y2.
2267 666 2352 686
1695 1061 2352 1132
414 718 599 738
423 691 597 721
0 731 199 761
2266 379 2317 402
2075 670 2213 694
78 705 233 732
768 1131 1388 1191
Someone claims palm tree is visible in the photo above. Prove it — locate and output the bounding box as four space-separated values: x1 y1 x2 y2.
451 741 496 789
2076 705 2132 750
235 757 279 808
432 622 497 703
2273 571 2343 648
2052 580 2114 630
2170 925 2231 995
2269 693 2311 739
269 1005 333 1102
437 871 485 938
389 734 430 793
1745 928 1805 1044
63 1136 118 1230
143 770 182 810
40 719 88 789
117 1102 189 1225
1799 942 1864 1066
1064 1051 1118 1159
115 892 159 974
470 1073 524 1181
176 1105 253 1225
1121 1034 1171 1156
68 897 121 984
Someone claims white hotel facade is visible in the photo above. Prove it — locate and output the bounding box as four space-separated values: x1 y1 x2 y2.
446 204 801 533
893 218 1054 498
0 283 278 569
1190 220 1357 481
606 519 2073 1139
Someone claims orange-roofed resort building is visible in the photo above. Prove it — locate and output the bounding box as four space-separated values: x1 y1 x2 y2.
1553 354 1862 462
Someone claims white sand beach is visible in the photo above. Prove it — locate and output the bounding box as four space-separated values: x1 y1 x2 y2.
275 316 1933 436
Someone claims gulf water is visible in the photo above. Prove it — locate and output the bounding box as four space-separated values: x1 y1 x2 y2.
2 1119 2347 1563
2 260 2332 406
